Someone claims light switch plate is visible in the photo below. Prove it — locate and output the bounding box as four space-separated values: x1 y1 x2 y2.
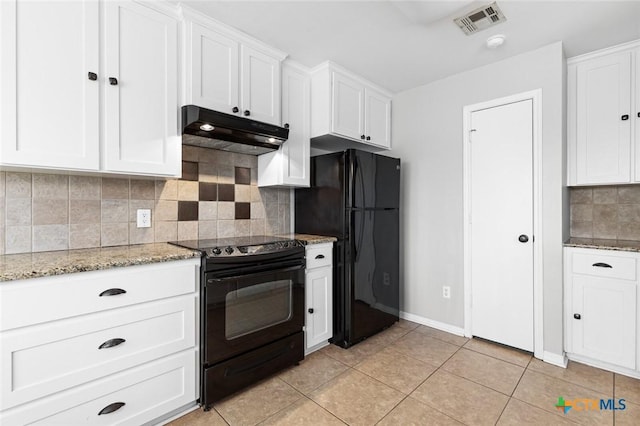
137 209 151 228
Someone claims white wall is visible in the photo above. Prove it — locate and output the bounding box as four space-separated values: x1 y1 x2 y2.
390 42 566 356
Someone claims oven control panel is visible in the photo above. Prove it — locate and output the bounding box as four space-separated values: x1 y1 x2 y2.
205 240 303 257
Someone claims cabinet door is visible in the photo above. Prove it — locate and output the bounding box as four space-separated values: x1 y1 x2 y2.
0 0 99 171
305 267 333 349
280 64 310 187
189 22 240 116
364 88 391 148
570 275 636 369
103 1 180 176
635 48 640 182
575 52 632 184
331 71 364 141
240 45 281 125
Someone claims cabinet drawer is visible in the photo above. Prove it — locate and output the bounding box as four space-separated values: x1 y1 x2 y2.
0 259 199 331
572 252 636 280
0 296 195 410
306 244 332 269
0 350 196 426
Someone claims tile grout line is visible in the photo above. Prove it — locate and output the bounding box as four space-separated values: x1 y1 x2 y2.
493 356 533 425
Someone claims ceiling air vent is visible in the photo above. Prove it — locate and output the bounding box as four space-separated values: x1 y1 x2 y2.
454 2 506 35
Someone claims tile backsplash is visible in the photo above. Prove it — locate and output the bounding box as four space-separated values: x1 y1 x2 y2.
0 146 291 255
570 185 640 240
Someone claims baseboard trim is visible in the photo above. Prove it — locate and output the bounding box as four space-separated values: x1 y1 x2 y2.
154 402 199 425
543 351 568 368
567 353 640 379
399 311 465 336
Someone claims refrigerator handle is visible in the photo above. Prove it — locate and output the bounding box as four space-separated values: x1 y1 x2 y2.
348 156 355 208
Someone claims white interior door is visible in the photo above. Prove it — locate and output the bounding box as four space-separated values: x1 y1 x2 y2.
470 99 534 352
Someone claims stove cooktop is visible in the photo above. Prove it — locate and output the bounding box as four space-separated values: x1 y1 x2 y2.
169 235 301 258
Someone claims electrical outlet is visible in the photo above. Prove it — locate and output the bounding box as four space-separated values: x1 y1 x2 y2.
442 286 451 299
137 209 151 228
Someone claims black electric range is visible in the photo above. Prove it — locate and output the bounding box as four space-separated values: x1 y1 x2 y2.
169 236 305 408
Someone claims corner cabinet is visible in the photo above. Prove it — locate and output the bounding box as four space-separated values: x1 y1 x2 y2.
311 62 392 150
567 40 640 185
258 61 310 187
0 0 181 177
305 243 333 353
184 9 286 126
564 247 638 374
0 258 200 425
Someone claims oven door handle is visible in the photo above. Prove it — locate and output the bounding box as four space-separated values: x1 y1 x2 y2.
207 263 304 283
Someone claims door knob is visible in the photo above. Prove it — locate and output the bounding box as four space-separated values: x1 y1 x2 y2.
518 234 529 243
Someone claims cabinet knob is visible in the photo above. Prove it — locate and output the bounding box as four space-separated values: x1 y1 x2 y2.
366 136 371 141
244 110 251 116
98 402 126 415
360 135 365 140
308 308 314 314
637 112 640 118
518 234 529 243
88 72 98 81
109 77 118 86
573 313 581 320
284 123 290 129
232 106 239 113
621 114 629 121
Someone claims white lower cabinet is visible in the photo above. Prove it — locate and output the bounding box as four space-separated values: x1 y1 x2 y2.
0 258 200 425
305 243 333 353
564 247 638 373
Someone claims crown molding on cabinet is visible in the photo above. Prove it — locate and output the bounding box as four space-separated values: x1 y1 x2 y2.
177 3 288 61
310 60 393 97
567 38 640 64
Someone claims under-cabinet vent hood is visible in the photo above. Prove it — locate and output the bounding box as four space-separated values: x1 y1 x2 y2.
454 2 506 35
181 105 289 156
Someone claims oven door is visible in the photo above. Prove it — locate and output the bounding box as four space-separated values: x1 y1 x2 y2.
204 263 305 366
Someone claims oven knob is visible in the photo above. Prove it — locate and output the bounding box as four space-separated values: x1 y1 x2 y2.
212 248 222 255
225 246 234 255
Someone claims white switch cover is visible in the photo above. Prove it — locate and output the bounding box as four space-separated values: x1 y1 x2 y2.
137 209 151 228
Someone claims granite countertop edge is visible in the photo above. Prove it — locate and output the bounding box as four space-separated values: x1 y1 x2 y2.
564 238 640 253
286 234 338 245
0 243 202 283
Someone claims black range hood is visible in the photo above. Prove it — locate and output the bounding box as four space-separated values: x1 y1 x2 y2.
181 105 289 156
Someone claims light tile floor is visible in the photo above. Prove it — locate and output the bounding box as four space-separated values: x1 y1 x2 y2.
168 320 640 425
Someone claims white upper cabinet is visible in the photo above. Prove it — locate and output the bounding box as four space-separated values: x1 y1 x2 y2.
0 0 180 177
189 23 239 114
311 62 392 150
0 0 100 171
332 72 365 140
241 45 281 125
184 9 286 126
568 40 640 185
258 61 310 188
103 1 180 176
365 87 392 148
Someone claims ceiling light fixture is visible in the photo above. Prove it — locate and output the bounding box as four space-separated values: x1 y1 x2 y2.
486 34 505 49
200 124 215 131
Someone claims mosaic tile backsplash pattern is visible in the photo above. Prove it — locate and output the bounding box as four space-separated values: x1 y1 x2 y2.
570 185 640 240
0 146 291 255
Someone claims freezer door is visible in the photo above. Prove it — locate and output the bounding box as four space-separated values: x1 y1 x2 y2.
349 209 399 343
348 150 400 209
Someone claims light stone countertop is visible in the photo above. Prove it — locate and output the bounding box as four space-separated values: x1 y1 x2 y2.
282 234 338 245
564 238 640 253
0 243 202 282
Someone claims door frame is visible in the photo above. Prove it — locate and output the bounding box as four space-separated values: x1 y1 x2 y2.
462 89 543 359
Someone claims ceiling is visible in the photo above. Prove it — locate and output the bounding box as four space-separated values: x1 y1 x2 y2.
179 1 640 93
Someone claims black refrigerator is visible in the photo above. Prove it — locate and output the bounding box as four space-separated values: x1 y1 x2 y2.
295 149 400 348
